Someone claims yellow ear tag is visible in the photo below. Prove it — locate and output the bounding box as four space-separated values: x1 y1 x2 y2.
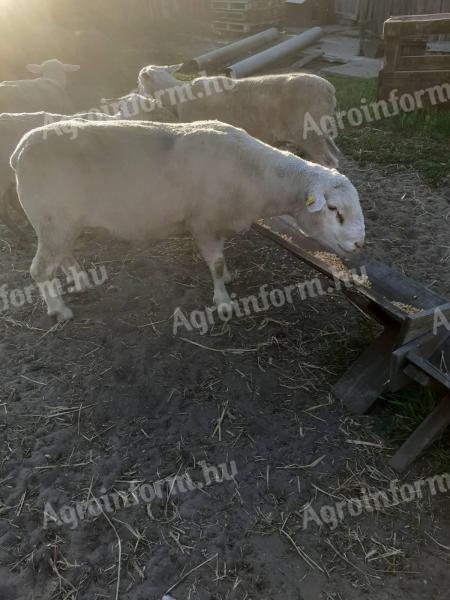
306 195 316 207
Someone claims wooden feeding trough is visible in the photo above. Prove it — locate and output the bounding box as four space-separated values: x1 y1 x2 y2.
378 12 450 103
254 216 450 471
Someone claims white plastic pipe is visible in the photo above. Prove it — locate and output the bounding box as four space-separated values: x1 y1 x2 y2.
225 27 324 78
183 28 280 72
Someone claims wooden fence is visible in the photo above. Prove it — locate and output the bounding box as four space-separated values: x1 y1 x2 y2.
336 0 450 34
50 0 211 27
147 0 210 21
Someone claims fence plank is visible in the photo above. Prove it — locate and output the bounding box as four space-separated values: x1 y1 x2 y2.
335 0 360 20
146 0 210 22
363 0 450 36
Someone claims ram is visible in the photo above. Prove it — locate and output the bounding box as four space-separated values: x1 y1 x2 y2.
139 65 340 168
11 120 364 321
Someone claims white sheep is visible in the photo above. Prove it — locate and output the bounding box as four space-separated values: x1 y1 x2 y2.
0 111 112 236
0 59 80 114
100 92 177 122
138 64 339 168
11 119 365 322
0 102 176 236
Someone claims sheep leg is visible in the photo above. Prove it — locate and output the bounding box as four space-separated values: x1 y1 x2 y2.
61 257 91 293
197 235 232 306
31 239 74 322
223 263 232 284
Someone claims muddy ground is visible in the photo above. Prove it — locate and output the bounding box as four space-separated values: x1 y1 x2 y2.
0 153 449 600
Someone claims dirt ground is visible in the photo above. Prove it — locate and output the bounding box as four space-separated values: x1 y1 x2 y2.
0 26 450 600
0 152 449 600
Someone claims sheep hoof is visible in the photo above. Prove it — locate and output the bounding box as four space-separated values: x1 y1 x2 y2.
66 272 90 294
67 282 89 294
214 294 235 318
57 308 74 322
49 307 74 322
214 292 232 307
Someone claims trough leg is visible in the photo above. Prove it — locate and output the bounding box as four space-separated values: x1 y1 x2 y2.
390 395 450 472
333 328 399 414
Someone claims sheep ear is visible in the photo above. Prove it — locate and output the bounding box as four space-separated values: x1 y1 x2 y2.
26 64 42 74
168 64 182 73
305 191 326 214
63 64 80 72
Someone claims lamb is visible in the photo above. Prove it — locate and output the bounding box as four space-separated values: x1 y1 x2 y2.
0 59 80 114
0 102 176 236
10 119 365 322
138 64 340 168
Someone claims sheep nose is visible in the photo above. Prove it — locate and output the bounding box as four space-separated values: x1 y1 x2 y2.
354 241 363 252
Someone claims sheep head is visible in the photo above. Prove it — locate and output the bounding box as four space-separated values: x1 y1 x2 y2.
296 169 365 257
138 64 182 96
27 59 80 88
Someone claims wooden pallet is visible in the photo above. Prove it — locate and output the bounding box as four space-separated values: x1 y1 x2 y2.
211 0 283 34
213 7 283 22
378 13 450 102
285 0 334 28
211 0 280 10
254 216 450 471
212 20 278 33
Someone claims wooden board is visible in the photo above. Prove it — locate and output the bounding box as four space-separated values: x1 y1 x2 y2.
397 54 450 71
379 71 450 105
385 12 450 37
333 328 398 413
390 394 450 471
408 337 450 390
390 331 450 391
253 217 449 325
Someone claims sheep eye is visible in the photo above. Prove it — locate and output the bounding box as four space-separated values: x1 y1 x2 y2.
328 206 344 224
